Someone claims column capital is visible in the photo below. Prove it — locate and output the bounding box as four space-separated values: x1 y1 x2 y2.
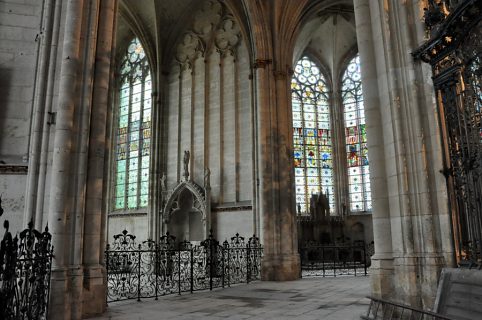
273 67 293 80
253 58 272 69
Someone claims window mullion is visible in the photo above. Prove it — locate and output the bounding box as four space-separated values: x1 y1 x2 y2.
313 91 322 197
126 73 133 210
137 71 145 209
301 99 308 213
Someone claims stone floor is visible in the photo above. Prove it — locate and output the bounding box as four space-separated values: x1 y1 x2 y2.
90 276 371 320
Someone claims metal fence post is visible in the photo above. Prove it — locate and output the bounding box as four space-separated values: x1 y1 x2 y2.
178 248 181 295
155 243 158 300
353 247 356 276
322 247 325 277
137 244 142 301
222 246 225 288
364 245 367 276
190 248 194 293
105 245 109 305
224 240 230 287
246 242 251 284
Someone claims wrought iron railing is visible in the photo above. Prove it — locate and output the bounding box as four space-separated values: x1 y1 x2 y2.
105 230 263 302
414 0 482 266
299 242 373 277
0 221 54 320
361 296 457 320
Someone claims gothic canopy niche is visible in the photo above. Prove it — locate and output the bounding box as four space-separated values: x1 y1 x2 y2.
162 152 212 237
163 179 208 225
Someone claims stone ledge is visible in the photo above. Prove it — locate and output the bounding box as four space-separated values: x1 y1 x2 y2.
0 164 28 174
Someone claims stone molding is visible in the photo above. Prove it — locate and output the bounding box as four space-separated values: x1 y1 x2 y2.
273 67 294 80
0 165 28 174
211 204 253 212
108 211 148 217
253 59 272 69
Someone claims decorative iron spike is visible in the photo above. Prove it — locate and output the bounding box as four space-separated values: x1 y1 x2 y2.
424 0 446 30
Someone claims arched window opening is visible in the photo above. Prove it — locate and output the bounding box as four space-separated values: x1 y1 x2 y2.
114 37 152 210
342 55 372 212
292 56 335 214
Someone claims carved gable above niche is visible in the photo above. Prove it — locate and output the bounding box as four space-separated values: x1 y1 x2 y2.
175 0 241 67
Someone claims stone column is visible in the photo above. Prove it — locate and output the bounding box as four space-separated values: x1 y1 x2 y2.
82 0 117 317
47 0 86 318
355 0 450 308
256 59 300 281
25 0 58 224
353 0 394 299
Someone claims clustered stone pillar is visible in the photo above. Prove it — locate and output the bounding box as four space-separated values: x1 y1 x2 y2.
255 58 300 280
353 0 451 309
82 0 117 317
48 0 86 316
46 0 117 319
353 0 394 300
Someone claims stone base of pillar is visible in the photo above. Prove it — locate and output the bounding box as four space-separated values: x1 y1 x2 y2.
369 255 394 300
49 267 84 320
393 254 446 309
261 253 300 281
81 265 107 318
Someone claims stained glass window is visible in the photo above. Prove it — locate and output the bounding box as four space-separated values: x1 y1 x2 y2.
114 38 151 210
342 55 372 212
292 56 335 214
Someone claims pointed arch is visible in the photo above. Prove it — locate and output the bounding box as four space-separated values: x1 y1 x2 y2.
113 37 152 210
292 56 335 214
341 54 372 212
163 181 207 224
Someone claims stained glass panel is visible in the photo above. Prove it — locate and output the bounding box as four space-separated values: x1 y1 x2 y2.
342 55 372 212
114 37 151 211
292 56 335 214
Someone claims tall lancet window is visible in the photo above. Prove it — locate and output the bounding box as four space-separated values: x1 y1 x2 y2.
342 55 372 212
114 37 152 210
292 56 335 214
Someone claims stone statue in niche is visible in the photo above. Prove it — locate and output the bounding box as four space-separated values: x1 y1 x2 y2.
204 167 211 188
183 150 190 181
160 173 167 192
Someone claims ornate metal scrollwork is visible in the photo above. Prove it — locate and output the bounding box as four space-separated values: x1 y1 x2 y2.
414 0 482 266
105 230 263 302
0 221 54 320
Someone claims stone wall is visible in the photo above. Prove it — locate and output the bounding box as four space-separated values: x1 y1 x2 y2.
0 0 42 232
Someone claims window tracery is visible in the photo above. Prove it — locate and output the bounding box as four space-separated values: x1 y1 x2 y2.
114 37 152 210
291 56 335 214
292 54 372 215
342 55 372 212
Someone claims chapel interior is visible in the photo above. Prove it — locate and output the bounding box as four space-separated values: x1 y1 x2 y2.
0 0 480 319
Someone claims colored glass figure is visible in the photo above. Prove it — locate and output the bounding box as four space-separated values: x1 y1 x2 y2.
114 38 151 210
342 55 372 212
292 56 334 214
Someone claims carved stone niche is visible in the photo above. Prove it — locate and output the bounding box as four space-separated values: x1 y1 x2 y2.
162 178 211 242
